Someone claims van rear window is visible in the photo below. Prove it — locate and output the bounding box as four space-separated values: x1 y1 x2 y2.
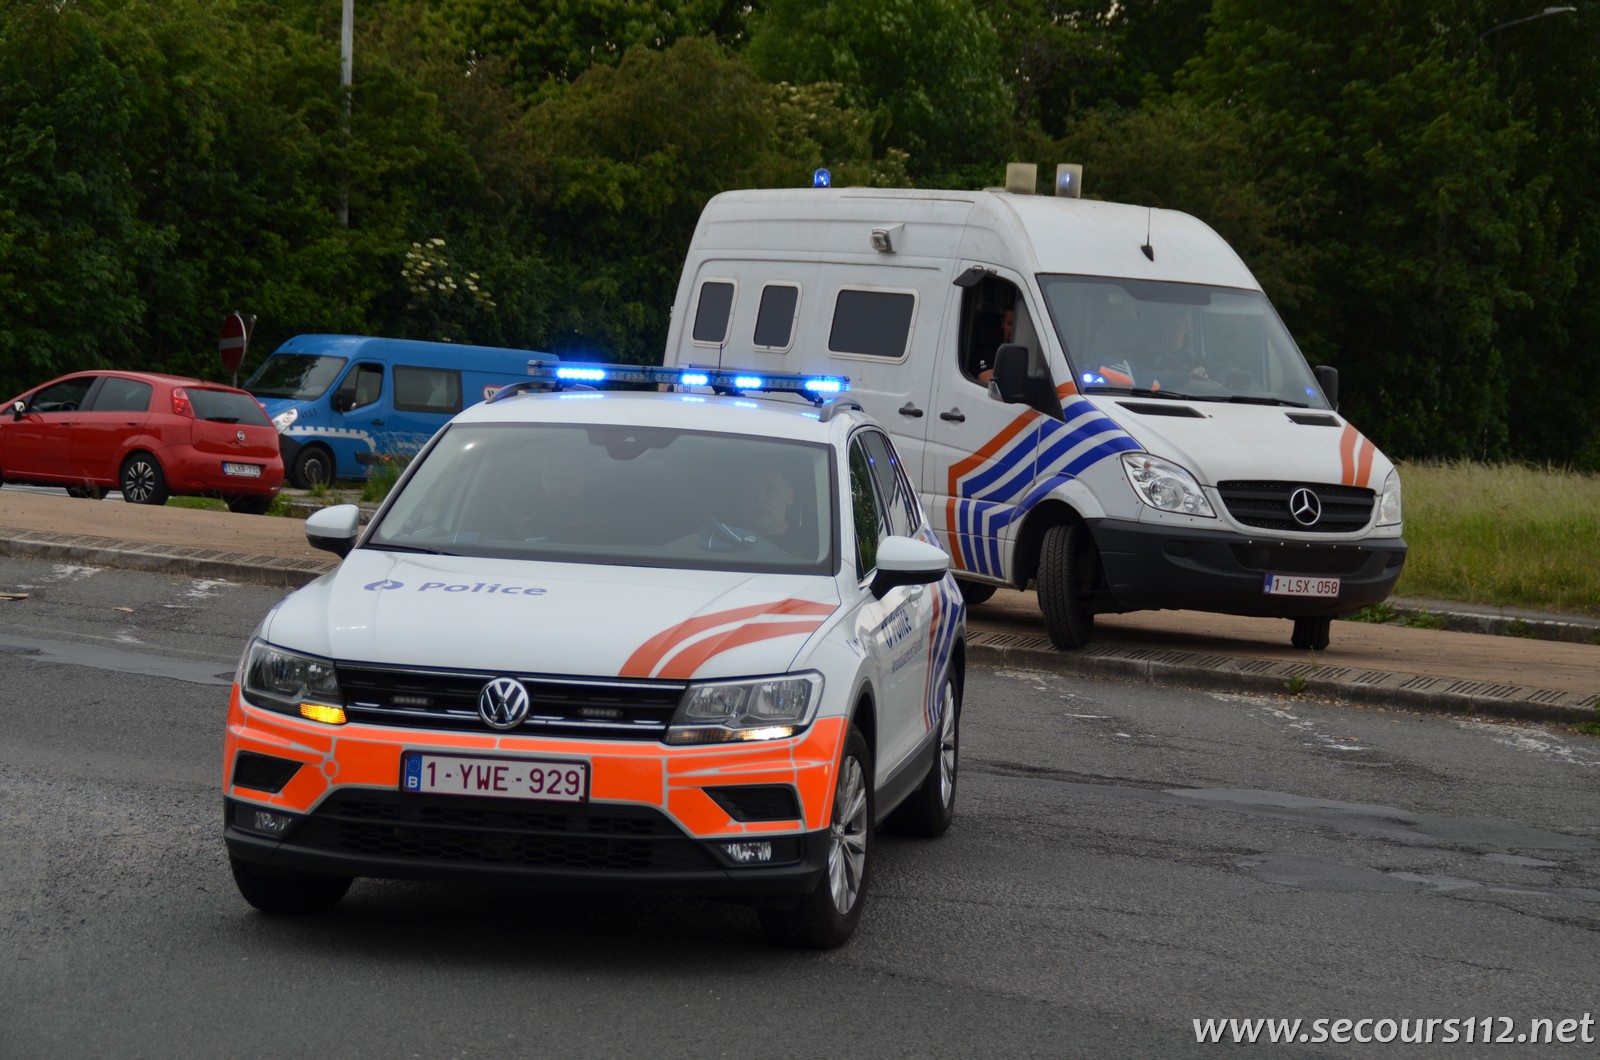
828 289 914 359
692 281 735 343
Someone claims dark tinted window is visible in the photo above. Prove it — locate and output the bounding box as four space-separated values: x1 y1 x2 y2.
26 377 94 413
394 366 462 414
829 289 915 359
88 377 153 413
334 363 384 410
188 388 270 425
246 354 348 400
857 430 919 538
848 440 888 573
753 285 800 349
692 282 735 343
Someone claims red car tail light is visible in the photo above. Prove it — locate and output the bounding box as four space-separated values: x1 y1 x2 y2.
171 387 194 418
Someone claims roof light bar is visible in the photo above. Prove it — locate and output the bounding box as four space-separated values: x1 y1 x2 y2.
522 359 850 404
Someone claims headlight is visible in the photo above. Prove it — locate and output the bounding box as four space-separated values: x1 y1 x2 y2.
665 673 822 745
240 639 345 723
1377 468 1402 526
271 407 298 432
1120 453 1216 517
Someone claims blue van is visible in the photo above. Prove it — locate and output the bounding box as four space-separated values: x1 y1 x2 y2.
245 335 555 487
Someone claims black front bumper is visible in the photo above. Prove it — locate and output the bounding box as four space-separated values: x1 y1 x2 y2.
1089 518 1407 618
224 794 827 897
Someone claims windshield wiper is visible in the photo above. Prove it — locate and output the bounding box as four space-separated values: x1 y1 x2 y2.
364 542 446 555
1225 395 1310 408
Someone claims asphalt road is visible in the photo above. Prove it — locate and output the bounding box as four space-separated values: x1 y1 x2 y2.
2 557 1597 1058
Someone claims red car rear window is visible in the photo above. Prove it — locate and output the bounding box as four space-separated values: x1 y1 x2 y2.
188 388 271 426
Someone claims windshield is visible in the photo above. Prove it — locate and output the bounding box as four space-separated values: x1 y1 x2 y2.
245 354 348 400
367 423 836 575
1038 276 1329 408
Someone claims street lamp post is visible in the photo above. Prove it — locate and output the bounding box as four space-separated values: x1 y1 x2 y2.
338 0 353 227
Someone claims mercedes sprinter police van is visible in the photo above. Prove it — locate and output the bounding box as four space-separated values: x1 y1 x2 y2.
246 335 556 488
662 180 1407 650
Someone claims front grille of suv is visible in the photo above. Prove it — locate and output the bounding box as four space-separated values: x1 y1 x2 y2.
1216 480 1375 533
292 791 715 872
336 665 687 739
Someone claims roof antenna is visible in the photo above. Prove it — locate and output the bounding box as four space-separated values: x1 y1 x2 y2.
1140 207 1155 261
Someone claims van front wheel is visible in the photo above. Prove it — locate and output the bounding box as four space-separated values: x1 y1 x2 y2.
291 446 333 489
1038 523 1096 650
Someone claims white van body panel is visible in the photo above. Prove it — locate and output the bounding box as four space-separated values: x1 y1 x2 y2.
665 188 1406 638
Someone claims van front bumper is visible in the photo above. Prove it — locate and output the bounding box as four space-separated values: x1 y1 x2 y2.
1089 518 1406 617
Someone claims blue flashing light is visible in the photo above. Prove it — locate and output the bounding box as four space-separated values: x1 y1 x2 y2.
803 378 842 393
524 358 849 404
733 375 764 389
679 372 710 387
1082 372 1107 386
813 168 831 188
557 366 606 382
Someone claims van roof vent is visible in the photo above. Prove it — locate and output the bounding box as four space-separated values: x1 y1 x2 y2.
1286 413 1340 427
1117 401 1205 419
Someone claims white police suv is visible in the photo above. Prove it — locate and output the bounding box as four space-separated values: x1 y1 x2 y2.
223 362 966 948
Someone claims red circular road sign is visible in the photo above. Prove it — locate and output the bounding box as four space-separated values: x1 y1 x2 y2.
219 312 249 374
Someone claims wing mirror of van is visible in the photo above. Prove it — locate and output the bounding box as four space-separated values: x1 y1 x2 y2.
330 392 355 413
869 535 951 599
305 503 362 558
1314 365 1339 411
992 343 1031 404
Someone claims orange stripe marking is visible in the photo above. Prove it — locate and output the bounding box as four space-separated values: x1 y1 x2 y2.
1339 424 1358 485
620 599 835 678
1354 436 1376 489
656 619 827 679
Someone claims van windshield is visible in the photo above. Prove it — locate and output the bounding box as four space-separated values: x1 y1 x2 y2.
1038 276 1329 409
246 354 348 400
367 423 836 575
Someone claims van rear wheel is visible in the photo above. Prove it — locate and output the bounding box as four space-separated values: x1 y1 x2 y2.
1038 523 1096 650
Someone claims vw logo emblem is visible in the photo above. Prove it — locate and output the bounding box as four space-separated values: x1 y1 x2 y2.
1288 487 1322 527
478 677 530 730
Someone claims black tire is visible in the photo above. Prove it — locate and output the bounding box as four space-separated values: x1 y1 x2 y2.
226 494 274 515
66 484 106 499
1037 523 1096 649
957 580 997 607
119 453 169 505
229 854 352 915
290 446 333 489
1292 615 1332 650
759 725 873 949
887 668 960 838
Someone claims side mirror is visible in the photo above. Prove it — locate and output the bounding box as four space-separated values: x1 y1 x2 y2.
305 503 362 558
11 400 23 420
992 344 1031 404
1314 364 1339 411
869 535 951 599
330 392 355 413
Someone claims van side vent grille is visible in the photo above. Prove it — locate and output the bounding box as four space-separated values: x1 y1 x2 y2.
1287 413 1340 427
1116 402 1204 418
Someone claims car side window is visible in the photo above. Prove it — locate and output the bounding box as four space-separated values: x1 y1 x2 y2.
87 378 153 413
26 377 95 413
848 439 888 575
857 430 919 539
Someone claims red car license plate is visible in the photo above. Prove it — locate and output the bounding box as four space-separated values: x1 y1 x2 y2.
400 752 589 802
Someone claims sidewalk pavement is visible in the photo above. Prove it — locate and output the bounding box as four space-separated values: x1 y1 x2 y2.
2 488 1596 727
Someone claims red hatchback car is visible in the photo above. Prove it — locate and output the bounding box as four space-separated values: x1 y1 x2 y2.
1 371 284 513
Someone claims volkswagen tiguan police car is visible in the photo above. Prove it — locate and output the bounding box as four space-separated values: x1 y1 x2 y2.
223 362 966 948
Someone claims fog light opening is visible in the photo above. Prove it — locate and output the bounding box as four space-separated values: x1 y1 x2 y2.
722 841 775 865
252 809 294 836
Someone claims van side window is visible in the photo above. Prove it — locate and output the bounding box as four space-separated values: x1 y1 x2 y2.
753 284 800 351
334 363 384 412
88 377 153 413
692 281 736 344
394 366 462 414
829 289 915 359
847 439 889 574
958 277 1022 384
857 430 918 538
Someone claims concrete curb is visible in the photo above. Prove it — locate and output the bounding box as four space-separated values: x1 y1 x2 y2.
0 531 334 589
967 632 1599 728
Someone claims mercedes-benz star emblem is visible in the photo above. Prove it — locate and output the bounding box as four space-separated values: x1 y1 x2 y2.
1288 487 1322 527
478 677 530 730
